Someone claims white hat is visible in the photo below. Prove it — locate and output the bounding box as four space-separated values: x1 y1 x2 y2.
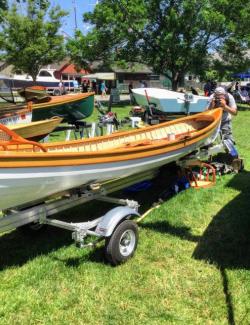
214 87 226 95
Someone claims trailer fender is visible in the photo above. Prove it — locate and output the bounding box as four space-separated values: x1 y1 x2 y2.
95 206 140 237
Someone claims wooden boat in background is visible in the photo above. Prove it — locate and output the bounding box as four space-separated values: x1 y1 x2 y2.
17 92 95 123
18 85 51 103
0 76 94 124
8 116 63 141
0 92 95 125
0 108 222 210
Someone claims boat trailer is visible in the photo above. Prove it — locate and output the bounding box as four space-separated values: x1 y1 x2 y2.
0 139 228 265
0 169 157 265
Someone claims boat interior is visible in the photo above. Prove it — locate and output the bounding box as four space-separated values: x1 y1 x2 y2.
0 114 214 153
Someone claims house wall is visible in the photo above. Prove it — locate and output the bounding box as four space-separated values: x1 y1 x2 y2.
116 72 164 93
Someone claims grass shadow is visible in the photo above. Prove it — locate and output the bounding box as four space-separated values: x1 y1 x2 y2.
193 171 250 270
237 104 250 111
0 164 178 271
140 221 200 243
51 245 108 268
193 171 250 325
0 226 71 271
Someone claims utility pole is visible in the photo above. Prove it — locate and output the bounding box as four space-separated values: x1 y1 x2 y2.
72 0 78 31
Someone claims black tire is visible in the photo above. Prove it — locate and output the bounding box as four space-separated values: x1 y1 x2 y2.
105 219 138 266
53 89 61 96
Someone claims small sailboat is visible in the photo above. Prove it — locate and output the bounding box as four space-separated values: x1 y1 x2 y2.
0 108 222 211
132 88 209 114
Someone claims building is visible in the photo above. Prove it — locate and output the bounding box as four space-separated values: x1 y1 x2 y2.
81 62 167 94
56 63 89 85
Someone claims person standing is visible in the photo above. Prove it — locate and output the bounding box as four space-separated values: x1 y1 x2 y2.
235 81 240 91
81 80 88 92
91 79 97 94
128 82 134 104
100 80 107 98
206 86 237 143
204 80 211 96
58 80 63 95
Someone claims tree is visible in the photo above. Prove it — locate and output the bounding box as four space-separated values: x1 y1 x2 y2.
0 0 67 81
0 0 7 10
0 0 8 22
68 0 250 90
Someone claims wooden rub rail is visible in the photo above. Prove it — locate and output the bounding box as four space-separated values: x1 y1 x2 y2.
0 118 210 153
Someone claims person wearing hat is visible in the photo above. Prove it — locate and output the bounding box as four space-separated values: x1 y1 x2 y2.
206 86 237 143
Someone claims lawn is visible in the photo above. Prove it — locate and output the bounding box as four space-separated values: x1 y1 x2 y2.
0 104 249 324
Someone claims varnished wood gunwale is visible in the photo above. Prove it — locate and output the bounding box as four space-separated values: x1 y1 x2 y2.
31 92 95 110
0 109 222 168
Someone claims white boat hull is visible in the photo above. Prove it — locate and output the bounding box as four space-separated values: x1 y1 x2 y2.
132 88 209 113
0 111 32 126
0 130 217 211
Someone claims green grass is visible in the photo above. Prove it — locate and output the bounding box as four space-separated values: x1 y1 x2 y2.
0 107 250 324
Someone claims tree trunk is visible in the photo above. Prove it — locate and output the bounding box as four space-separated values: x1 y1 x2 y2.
31 74 38 86
171 79 178 91
171 71 185 91
171 71 179 91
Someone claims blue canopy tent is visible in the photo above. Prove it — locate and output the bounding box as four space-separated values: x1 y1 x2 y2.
232 70 250 79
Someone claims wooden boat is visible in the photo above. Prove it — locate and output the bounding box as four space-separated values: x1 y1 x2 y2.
18 85 51 103
132 88 209 114
0 92 95 124
0 108 222 211
0 93 94 124
13 92 95 123
8 116 63 141
0 75 94 123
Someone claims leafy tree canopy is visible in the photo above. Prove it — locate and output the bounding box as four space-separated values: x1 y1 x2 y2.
0 0 67 81
0 0 7 11
67 0 250 89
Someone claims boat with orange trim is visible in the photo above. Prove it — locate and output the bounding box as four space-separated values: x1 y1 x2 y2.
0 92 94 125
0 108 222 211
19 92 95 123
0 76 95 123
18 85 51 103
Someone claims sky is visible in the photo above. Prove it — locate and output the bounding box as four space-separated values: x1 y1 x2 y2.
52 0 98 37
9 0 98 38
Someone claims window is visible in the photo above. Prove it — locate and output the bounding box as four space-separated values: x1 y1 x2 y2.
39 70 52 77
149 74 160 80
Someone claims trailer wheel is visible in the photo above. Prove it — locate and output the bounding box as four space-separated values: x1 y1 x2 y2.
105 219 138 265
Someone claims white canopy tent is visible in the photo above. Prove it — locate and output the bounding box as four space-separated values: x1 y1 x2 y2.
82 73 115 80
